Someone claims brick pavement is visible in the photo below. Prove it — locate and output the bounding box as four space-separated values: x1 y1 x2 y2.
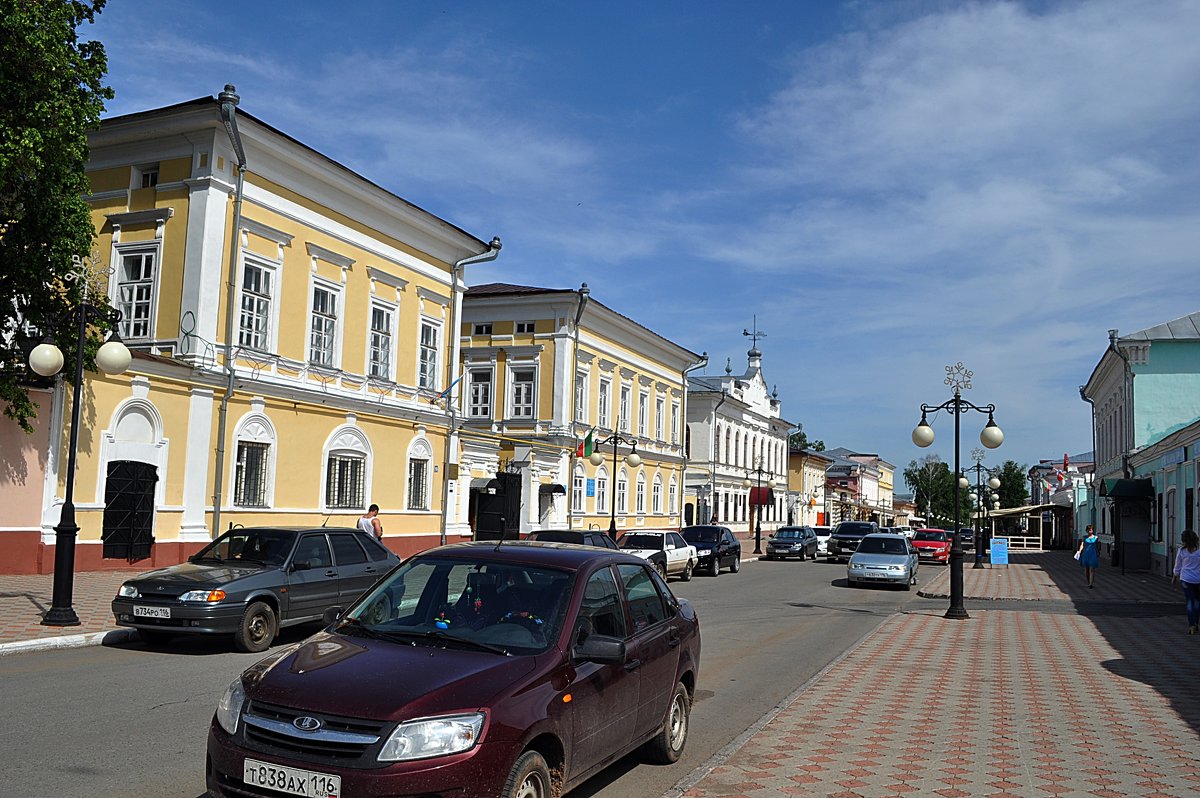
0 569 139 651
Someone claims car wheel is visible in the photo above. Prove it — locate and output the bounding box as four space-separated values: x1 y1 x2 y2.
797 549 805 561
234 601 277 653
709 557 720 577
643 681 691 764
730 555 741 574
657 561 668 580
137 629 173 645
681 560 693 582
501 750 552 798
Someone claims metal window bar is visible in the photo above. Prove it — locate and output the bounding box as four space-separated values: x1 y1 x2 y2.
234 441 269 506
326 454 364 509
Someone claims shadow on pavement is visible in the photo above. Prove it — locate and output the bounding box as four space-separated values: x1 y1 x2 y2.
104 620 326 657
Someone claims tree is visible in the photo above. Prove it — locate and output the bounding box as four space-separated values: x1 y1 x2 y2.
904 455 952 527
994 460 1029 508
789 426 825 452
0 1 113 431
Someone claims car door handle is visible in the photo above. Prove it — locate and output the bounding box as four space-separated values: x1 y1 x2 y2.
624 658 642 672
324 570 337 577
668 634 681 648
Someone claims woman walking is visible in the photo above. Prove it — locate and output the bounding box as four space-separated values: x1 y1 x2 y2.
1077 524 1100 588
1172 529 1200 635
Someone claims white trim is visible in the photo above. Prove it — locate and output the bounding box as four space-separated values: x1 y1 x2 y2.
306 275 344 369
180 387 214 539
365 298 398 382
231 406 278 509
305 241 356 272
97 394 171 543
241 216 294 247
236 250 281 354
405 436 434 511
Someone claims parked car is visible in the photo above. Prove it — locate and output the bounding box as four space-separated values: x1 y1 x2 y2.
846 533 919 590
618 531 697 580
912 528 952 564
826 521 880 561
205 542 701 798
958 527 977 551
812 525 833 555
891 525 915 539
679 525 742 576
765 526 819 561
526 529 619 550
112 526 400 652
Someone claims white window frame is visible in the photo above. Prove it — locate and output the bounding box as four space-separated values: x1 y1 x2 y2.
638 391 649 437
509 364 537 419
418 318 441 390
320 426 373 513
617 470 629 515
515 320 535 334
572 464 585 514
669 476 678 513
655 397 664 441
652 475 663 515
620 385 631 432
636 472 646 515
598 379 611 429
596 466 609 515
575 370 588 423
670 402 679 445
231 411 277 508
473 322 492 335
406 437 433 511
367 300 397 381
113 243 160 341
308 278 342 368
237 253 279 353
467 367 494 419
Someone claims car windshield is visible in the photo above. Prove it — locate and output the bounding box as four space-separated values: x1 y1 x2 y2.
680 527 719 543
856 537 909 555
344 557 573 656
835 523 874 534
775 529 803 539
914 531 947 542
620 534 664 549
193 528 294 566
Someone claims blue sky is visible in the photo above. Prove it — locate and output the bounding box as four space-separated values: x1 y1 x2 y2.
88 1 1200 483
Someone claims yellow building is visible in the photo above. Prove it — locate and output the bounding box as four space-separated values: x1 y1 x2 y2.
457 283 703 538
786 449 833 526
3 89 498 573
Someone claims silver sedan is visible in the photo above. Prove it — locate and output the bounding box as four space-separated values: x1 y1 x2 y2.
845 533 919 590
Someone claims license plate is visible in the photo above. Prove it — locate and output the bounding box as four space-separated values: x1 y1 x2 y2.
244 758 341 798
133 606 170 618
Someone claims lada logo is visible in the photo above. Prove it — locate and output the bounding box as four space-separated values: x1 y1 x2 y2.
293 716 322 732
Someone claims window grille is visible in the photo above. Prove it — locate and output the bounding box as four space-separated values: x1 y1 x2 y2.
234 441 269 506
326 454 364 509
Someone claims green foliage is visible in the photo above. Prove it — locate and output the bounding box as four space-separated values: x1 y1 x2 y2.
995 460 1029 508
904 455 953 527
789 426 825 452
0 1 113 431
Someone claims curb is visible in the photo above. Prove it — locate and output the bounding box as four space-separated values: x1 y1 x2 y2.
0 628 136 657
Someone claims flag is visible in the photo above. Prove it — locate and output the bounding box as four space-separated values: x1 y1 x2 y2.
1056 470 1066 483
433 372 465 403
576 427 595 458
1043 478 1054 493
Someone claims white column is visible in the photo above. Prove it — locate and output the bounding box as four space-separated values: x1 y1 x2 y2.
180 387 215 540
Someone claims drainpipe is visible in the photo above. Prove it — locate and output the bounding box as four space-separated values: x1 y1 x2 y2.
567 283 590 529
1078 385 1097 535
678 353 708 525
708 389 728 524
212 84 248 536
1108 329 1133 477
439 237 502 545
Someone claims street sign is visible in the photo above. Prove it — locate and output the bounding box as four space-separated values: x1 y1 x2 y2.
990 537 1009 566
586 478 595 497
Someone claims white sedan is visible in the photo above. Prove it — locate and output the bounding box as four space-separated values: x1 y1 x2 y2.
617 531 697 581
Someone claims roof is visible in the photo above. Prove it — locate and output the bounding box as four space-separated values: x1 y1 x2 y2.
1120 311 1200 342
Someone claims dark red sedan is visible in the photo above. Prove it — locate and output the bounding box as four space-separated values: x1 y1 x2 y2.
912 528 952 564
206 541 701 798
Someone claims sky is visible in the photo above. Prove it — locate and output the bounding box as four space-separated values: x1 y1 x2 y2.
86 0 1200 485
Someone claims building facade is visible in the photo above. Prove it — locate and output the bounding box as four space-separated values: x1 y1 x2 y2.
1 92 497 573
786 449 832 526
458 283 702 538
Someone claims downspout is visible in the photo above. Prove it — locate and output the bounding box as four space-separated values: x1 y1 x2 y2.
212 84 247 536
709 389 728 524
678 353 708 525
439 237 502 545
1108 329 1133 478
1078 385 1097 534
567 283 590 530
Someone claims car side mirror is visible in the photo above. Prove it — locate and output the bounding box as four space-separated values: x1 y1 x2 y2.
291 560 311 572
322 606 344 626
572 632 626 665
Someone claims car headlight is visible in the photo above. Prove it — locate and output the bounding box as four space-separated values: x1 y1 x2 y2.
216 678 245 735
848 562 864 570
118 584 139 598
378 713 485 762
887 565 905 572
178 589 227 602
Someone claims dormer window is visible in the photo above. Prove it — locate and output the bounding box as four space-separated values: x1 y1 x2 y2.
137 164 159 189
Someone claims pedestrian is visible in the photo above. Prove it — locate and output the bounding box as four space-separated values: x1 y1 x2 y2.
1172 529 1200 635
1076 524 1100 588
359 504 383 540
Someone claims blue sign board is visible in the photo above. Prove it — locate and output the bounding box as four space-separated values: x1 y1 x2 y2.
990 537 1009 566
586 478 595 497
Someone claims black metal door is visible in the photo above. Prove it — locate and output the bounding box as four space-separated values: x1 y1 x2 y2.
102 460 158 561
474 472 522 541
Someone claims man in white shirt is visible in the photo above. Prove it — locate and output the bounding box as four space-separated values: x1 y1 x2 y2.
359 504 383 540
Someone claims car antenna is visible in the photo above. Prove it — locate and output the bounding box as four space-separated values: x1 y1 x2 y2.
321 514 330 527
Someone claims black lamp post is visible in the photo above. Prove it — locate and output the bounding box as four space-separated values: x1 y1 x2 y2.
28 253 131 626
742 459 776 554
912 362 1003 620
589 424 640 537
965 448 1002 568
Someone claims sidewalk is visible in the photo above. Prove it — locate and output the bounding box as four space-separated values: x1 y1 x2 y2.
672 550 1200 798
0 569 140 655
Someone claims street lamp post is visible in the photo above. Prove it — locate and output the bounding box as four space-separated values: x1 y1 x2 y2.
28 252 131 626
742 459 777 554
965 448 1002 568
912 363 1003 620
589 423 640 537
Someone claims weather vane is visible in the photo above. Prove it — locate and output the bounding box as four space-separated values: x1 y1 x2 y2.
743 315 766 349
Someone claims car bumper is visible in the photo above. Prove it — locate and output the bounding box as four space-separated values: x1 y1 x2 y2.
206 719 513 798
916 550 950 563
112 597 249 635
846 568 910 584
766 546 804 557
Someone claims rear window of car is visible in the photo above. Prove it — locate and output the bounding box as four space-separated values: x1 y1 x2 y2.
857 537 909 555
680 527 719 543
914 531 947 542
775 528 804 539
358 534 394 562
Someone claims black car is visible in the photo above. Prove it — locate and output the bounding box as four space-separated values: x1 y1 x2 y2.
526 529 620 549
826 521 881 561
112 526 400 652
765 526 819 560
679 525 742 576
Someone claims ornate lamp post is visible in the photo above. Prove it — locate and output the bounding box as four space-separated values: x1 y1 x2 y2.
965 448 1002 568
589 424 640 537
912 363 1003 620
742 459 777 554
28 252 131 626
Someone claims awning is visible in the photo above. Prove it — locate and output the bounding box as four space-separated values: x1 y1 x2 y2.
469 477 494 490
749 486 775 506
1100 478 1154 498
538 483 566 495
990 503 1056 517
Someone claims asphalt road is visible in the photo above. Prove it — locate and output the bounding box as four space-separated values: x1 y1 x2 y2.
1 554 937 798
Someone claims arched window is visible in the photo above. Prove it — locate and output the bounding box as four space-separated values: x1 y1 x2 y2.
322 425 372 511
406 437 433 511
617 469 629 515
636 472 647 515
233 411 276 507
596 465 609 515
668 476 678 514
572 462 586 514
652 474 663 514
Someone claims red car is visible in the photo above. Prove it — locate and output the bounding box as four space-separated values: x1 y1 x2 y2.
912 528 952 564
206 541 701 798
